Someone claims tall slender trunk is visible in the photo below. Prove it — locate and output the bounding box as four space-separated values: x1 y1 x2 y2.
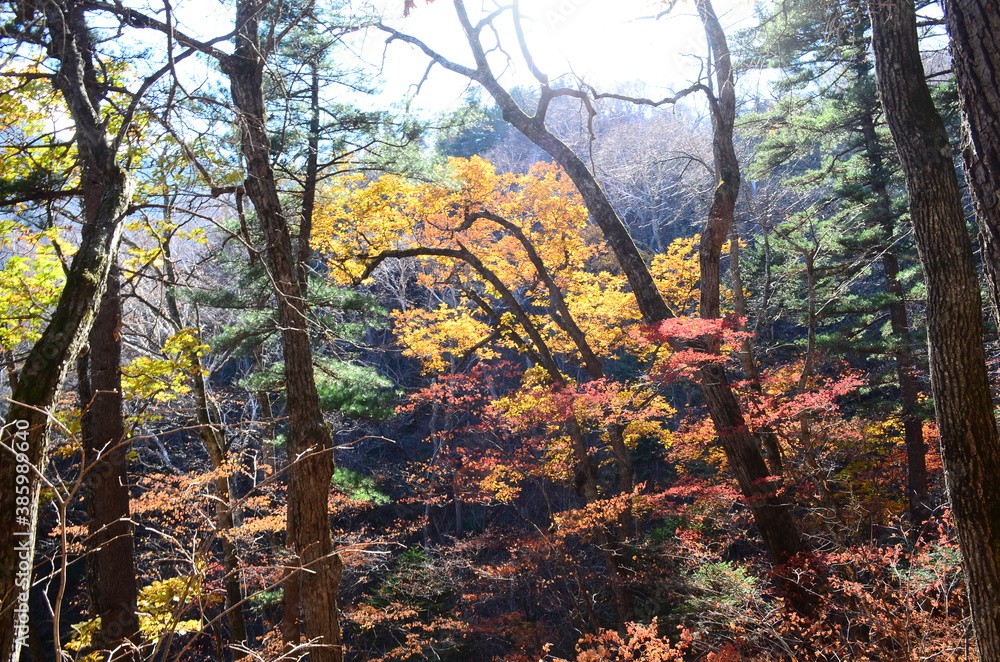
78 264 140 661
221 1 342 659
193 372 249 649
0 2 135 658
941 0 1000 328
161 236 249 648
298 60 321 287
694 0 802 568
881 250 929 528
252 347 277 479
870 0 1000 656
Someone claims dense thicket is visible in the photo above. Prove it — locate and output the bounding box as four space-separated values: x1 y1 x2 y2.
0 0 996 660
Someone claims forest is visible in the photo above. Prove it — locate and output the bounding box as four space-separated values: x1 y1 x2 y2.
1 0 999 660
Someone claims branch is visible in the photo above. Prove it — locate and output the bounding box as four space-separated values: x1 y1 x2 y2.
511 0 547 86
536 86 596 135
83 0 234 63
377 23 479 80
463 287 546 368
474 5 512 34
113 47 197 153
459 210 604 378
357 244 562 378
587 82 713 109
0 188 81 206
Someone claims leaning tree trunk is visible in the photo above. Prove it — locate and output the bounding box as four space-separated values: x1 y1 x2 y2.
221 1 343 659
442 0 803 568
870 0 1000 657
693 0 799 566
78 264 140 662
0 2 135 659
941 0 1000 328
696 0 803 568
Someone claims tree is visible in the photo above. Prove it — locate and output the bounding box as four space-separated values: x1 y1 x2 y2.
383 0 804 573
222 2 344 657
941 0 1000 326
77 262 142 662
745 0 931 528
869 0 1000 656
316 156 682 624
0 1 145 656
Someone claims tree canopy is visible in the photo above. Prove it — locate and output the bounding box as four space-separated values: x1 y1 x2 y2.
1 0 998 660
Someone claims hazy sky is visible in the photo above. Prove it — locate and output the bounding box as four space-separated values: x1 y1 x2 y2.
349 0 759 114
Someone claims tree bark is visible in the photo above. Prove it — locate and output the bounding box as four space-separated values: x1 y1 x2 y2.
695 0 741 320
78 265 140 662
222 1 343 659
0 2 135 658
695 0 802 568
869 0 1000 656
941 0 1000 327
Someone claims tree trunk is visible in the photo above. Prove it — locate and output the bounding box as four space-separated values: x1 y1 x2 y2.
941 0 1000 327
162 234 249 647
697 366 801 565
851 36 931 529
193 372 250 650
0 2 135 658
880 248 930 529
696 0 741 320
222 1 342 659
444 0 803 568
695 0 802 569
695 0 801 567
78 265 140 662
298 60 321 287
870 0 1000 656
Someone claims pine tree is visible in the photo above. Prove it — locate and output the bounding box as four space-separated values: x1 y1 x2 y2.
744 0 932 528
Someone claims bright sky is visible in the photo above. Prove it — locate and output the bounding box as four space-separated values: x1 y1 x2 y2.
349 0 760 114
108 0 761 118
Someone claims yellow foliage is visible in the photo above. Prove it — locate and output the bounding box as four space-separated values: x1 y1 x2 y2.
0 220 72 351
122 328 209 403
315 156 693 491
392 303 499 374
0 64 78 192
315 156 703 371
479 463 525 503
650 235 702 317
66 574 206 655
314 156 590 287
